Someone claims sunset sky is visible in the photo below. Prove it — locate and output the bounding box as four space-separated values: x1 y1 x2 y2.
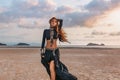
0 0 120 46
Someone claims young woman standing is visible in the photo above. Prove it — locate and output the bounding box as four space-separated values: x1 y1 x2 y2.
41 17 77 80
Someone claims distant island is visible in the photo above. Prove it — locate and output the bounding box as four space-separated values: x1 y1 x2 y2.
87 43 105 46
0 43 7 46
16 43 30 46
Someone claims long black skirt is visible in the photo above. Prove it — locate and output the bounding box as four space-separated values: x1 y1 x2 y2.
41 48 77 80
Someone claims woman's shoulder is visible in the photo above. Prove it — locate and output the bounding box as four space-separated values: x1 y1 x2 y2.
44 28 50 31
43 29 50 33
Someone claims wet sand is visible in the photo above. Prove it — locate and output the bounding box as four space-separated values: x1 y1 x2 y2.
0 48 120 80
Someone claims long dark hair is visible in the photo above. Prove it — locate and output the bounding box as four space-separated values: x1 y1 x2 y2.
49 17 69 42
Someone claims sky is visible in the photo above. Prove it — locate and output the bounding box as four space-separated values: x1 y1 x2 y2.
0 0 120 46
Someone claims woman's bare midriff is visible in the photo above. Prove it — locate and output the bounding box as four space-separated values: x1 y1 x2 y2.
45 39 58 49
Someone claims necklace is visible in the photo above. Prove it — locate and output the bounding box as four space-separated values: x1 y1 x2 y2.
50 28 54 47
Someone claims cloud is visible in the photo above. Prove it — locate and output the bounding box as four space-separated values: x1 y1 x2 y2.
55 0 120 27
25 0 39 6
61 12 93 27
84 35 95 38
91 30 107 35
90 30 120 37
18 17 49 29
109 32 120 36
85 0 111 12
0 0 120 28
111 0 120 6
0 0 56 23
0 7 7 13
0 24 42 44
1 0 120 46
83 0 120 27
0 0 77 28
55 5 74 14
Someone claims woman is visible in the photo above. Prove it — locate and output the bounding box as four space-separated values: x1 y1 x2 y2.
41 17 77 80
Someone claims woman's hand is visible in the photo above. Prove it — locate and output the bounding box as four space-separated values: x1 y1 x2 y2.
40 48 45 58
57 19 63 22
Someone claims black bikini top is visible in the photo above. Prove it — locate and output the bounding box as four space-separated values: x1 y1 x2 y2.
45 28 58 40
41 28 58 48
41 19 63 48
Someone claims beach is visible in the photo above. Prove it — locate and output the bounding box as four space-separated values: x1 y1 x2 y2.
0 48 120 80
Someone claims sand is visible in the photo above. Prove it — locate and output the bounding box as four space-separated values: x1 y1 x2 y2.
0 48 120 80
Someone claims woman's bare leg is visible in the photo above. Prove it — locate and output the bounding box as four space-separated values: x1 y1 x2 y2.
49 60 56 80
